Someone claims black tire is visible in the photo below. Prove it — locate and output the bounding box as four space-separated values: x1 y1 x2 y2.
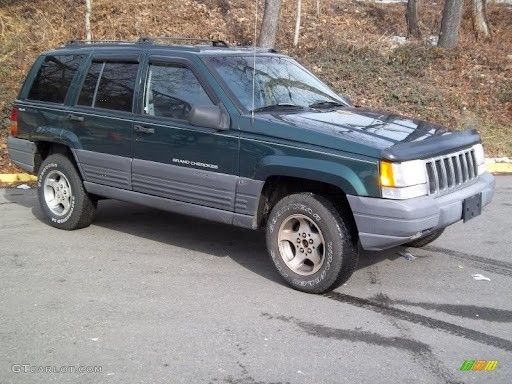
37 153 97 230
266 193 358 294
405 228 445 248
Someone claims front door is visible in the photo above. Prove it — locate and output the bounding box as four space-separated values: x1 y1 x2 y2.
132 57 239 212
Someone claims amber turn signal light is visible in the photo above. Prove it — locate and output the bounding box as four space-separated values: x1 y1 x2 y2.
379 160 395 187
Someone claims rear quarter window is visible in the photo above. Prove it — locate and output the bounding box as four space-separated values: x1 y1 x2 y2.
27 55 84 103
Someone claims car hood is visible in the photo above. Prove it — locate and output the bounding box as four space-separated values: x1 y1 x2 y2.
253 108 480 161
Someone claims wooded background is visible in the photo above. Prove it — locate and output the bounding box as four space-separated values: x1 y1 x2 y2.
0 0 510 173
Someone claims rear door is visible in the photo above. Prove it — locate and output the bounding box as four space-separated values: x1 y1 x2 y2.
70 52 142 190
131 55 239 211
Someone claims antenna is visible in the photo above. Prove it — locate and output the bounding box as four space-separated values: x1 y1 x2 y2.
251 0 258 119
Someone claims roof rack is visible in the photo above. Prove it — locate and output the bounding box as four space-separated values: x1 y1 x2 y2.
65 36 229 48
65 39 136 46
138 36 229 48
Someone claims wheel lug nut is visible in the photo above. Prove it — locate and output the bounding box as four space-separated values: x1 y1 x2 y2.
300 248 304 253
307 249 312 253
309 239 313 244
302 233 306 238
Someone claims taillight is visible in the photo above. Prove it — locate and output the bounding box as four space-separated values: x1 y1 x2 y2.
9 107 18 136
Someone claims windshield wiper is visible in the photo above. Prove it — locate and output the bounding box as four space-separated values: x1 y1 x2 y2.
251 104 306 113
309 100 346 109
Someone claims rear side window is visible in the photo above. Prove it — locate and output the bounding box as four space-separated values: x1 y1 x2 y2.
27 55 84 103
77 61 139 112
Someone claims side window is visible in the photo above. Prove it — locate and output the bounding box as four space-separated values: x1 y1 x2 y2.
144 64 213 120
77 61 139 112
27 55 84 103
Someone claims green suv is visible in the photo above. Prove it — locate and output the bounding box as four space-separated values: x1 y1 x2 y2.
7 38 495 293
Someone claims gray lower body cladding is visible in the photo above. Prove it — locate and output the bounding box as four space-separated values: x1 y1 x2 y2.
131 159 237 211
84 181 256 229
6 139 264 228
73 149 131 190
73 152 263 228
73 152 263 218
347 173 495 251
7 136 37 173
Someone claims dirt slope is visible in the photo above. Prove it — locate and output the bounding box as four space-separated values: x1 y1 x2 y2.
0 0 510 173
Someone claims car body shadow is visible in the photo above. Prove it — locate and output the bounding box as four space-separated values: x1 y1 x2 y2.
2 189 402 287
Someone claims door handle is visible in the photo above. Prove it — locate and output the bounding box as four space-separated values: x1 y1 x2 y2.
134 125 155 134
67 113 84 122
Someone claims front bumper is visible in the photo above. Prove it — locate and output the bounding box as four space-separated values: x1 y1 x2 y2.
347 172 495 251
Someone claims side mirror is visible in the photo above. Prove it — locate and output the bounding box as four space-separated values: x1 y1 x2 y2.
188 105 230 130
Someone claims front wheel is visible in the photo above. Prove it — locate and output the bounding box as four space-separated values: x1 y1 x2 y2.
266 193 358 294
37 153 97 230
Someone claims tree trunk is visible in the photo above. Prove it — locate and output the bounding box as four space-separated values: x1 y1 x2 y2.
316 0 320 17
472 0 491 40
293 0 302 47
438 0 465 49
258 0 282 48
406 0 421 38
85 0 92 42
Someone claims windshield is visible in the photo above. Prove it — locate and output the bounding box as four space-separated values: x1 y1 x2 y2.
205 55 344 112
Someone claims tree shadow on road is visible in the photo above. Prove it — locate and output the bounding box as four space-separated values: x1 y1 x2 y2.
2 188 402 288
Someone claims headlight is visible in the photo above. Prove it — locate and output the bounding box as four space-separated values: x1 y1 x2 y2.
472 143 486 175
380 160 428 199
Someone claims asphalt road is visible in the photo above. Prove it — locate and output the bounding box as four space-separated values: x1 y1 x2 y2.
1 176 511 384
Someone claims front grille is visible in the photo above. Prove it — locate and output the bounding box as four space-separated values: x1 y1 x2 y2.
425 148 478 194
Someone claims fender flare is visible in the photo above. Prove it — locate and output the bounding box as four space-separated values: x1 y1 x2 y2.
33 126 82 149
32 126 83 175
254 155 370 196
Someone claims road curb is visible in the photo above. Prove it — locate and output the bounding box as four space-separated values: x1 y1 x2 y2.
487 163 512 174
0 173 38 183
486 157 512 174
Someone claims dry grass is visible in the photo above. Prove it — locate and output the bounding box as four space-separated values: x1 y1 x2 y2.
0 0 511 173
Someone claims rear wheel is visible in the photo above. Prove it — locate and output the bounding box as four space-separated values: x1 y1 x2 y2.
266 193 358 294
37 153 97 230
405 228 445 248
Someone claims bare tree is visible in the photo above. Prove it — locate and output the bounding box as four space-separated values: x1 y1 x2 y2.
406 0 421 38
258 0 282 48
85 0 92 42
438 0 465 49
472 0 491 40
293 0 302 47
